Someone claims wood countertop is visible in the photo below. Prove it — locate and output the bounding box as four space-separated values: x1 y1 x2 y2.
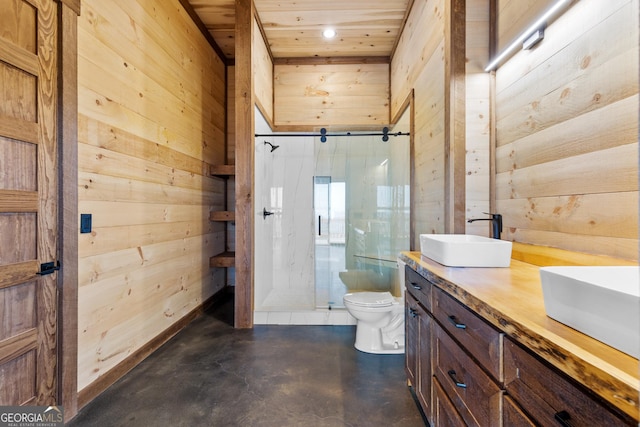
400 251 640 421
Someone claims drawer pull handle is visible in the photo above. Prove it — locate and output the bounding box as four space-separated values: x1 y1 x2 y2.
408 308 418 318
448 315 466 329
554 410 574 427
410 282 422 291
447 370 467 388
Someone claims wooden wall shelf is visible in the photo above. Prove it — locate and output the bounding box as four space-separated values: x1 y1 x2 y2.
210 164 235 177
210 251 235 268
210 211 235 222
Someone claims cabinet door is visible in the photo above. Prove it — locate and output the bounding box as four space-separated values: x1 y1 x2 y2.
405 292 419 387
504 339 634 426
417 303 432 420
406 290 433 423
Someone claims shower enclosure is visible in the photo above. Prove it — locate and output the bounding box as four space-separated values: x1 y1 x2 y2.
254 107 410 323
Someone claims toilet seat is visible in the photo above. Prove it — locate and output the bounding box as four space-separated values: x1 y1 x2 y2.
343 291 395 308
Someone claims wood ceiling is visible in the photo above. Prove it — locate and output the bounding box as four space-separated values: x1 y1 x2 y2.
187 0 412 59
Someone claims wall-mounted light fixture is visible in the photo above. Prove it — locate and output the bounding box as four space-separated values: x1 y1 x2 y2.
485 0 574 72
522 27 545 50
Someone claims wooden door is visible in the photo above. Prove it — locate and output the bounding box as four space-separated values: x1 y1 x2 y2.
0 0 58 405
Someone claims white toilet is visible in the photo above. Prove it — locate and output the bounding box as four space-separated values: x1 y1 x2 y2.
342 258 406 354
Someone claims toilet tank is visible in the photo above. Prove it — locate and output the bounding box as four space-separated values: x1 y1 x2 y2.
395 257 407 297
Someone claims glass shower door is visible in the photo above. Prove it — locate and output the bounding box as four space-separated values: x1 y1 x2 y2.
313 132 410 310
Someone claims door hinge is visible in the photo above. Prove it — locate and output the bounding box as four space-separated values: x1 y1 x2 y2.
37 261 60 276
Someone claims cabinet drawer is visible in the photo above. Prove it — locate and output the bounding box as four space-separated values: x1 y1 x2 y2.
433 287 503 381
503 396 535 427
405 265 432 311
434 377 466 427
504 339 634 426
434 322 502 427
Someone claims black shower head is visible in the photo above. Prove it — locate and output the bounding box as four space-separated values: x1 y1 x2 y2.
264 141 280 152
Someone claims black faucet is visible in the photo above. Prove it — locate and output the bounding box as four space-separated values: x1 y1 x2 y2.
467 213 503 240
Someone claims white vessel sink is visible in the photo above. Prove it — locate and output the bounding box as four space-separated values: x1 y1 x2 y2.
540 266 639 359
419 234 512 267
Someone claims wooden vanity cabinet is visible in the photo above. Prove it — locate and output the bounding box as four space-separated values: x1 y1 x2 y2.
405 266 433 424
504 338 635 426
403 259 639 426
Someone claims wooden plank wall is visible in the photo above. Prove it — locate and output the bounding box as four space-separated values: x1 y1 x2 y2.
253 18 273 122
77 0 227 392
495 0 639 260
465 0 491 236
391 0 446 249
273 62 390 129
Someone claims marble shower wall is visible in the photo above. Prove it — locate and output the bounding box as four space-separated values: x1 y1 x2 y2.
254 107 410 322
255 109 316 311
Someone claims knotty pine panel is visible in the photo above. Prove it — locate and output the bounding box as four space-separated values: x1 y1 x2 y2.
78 0 226 394
390 0 444 119
496 5 638 145
77 115 213 177
496 95 638 174
253 18 273 123
227 66 235 164
78 235 225 290
78 265 221 390
273 63 389 128
412 43 446 247
78 143 221 193
464 0 491 234
494 0 639 260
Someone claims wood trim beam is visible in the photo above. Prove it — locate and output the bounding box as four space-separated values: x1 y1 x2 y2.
403 91 416 251
58 1 78 421
56 0 79 16
273 56 390 66
444 0 466 234
234 0 255 329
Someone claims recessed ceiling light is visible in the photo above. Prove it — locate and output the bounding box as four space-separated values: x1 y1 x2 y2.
323 28 336 39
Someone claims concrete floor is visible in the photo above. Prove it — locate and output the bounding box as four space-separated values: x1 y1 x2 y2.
68 292 426 426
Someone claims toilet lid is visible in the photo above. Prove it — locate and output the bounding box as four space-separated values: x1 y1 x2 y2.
343 291 395 307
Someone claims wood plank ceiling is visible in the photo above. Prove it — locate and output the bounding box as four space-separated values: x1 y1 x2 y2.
187 0 412 59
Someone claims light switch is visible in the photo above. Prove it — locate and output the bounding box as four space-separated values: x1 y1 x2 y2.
80 213 92 233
